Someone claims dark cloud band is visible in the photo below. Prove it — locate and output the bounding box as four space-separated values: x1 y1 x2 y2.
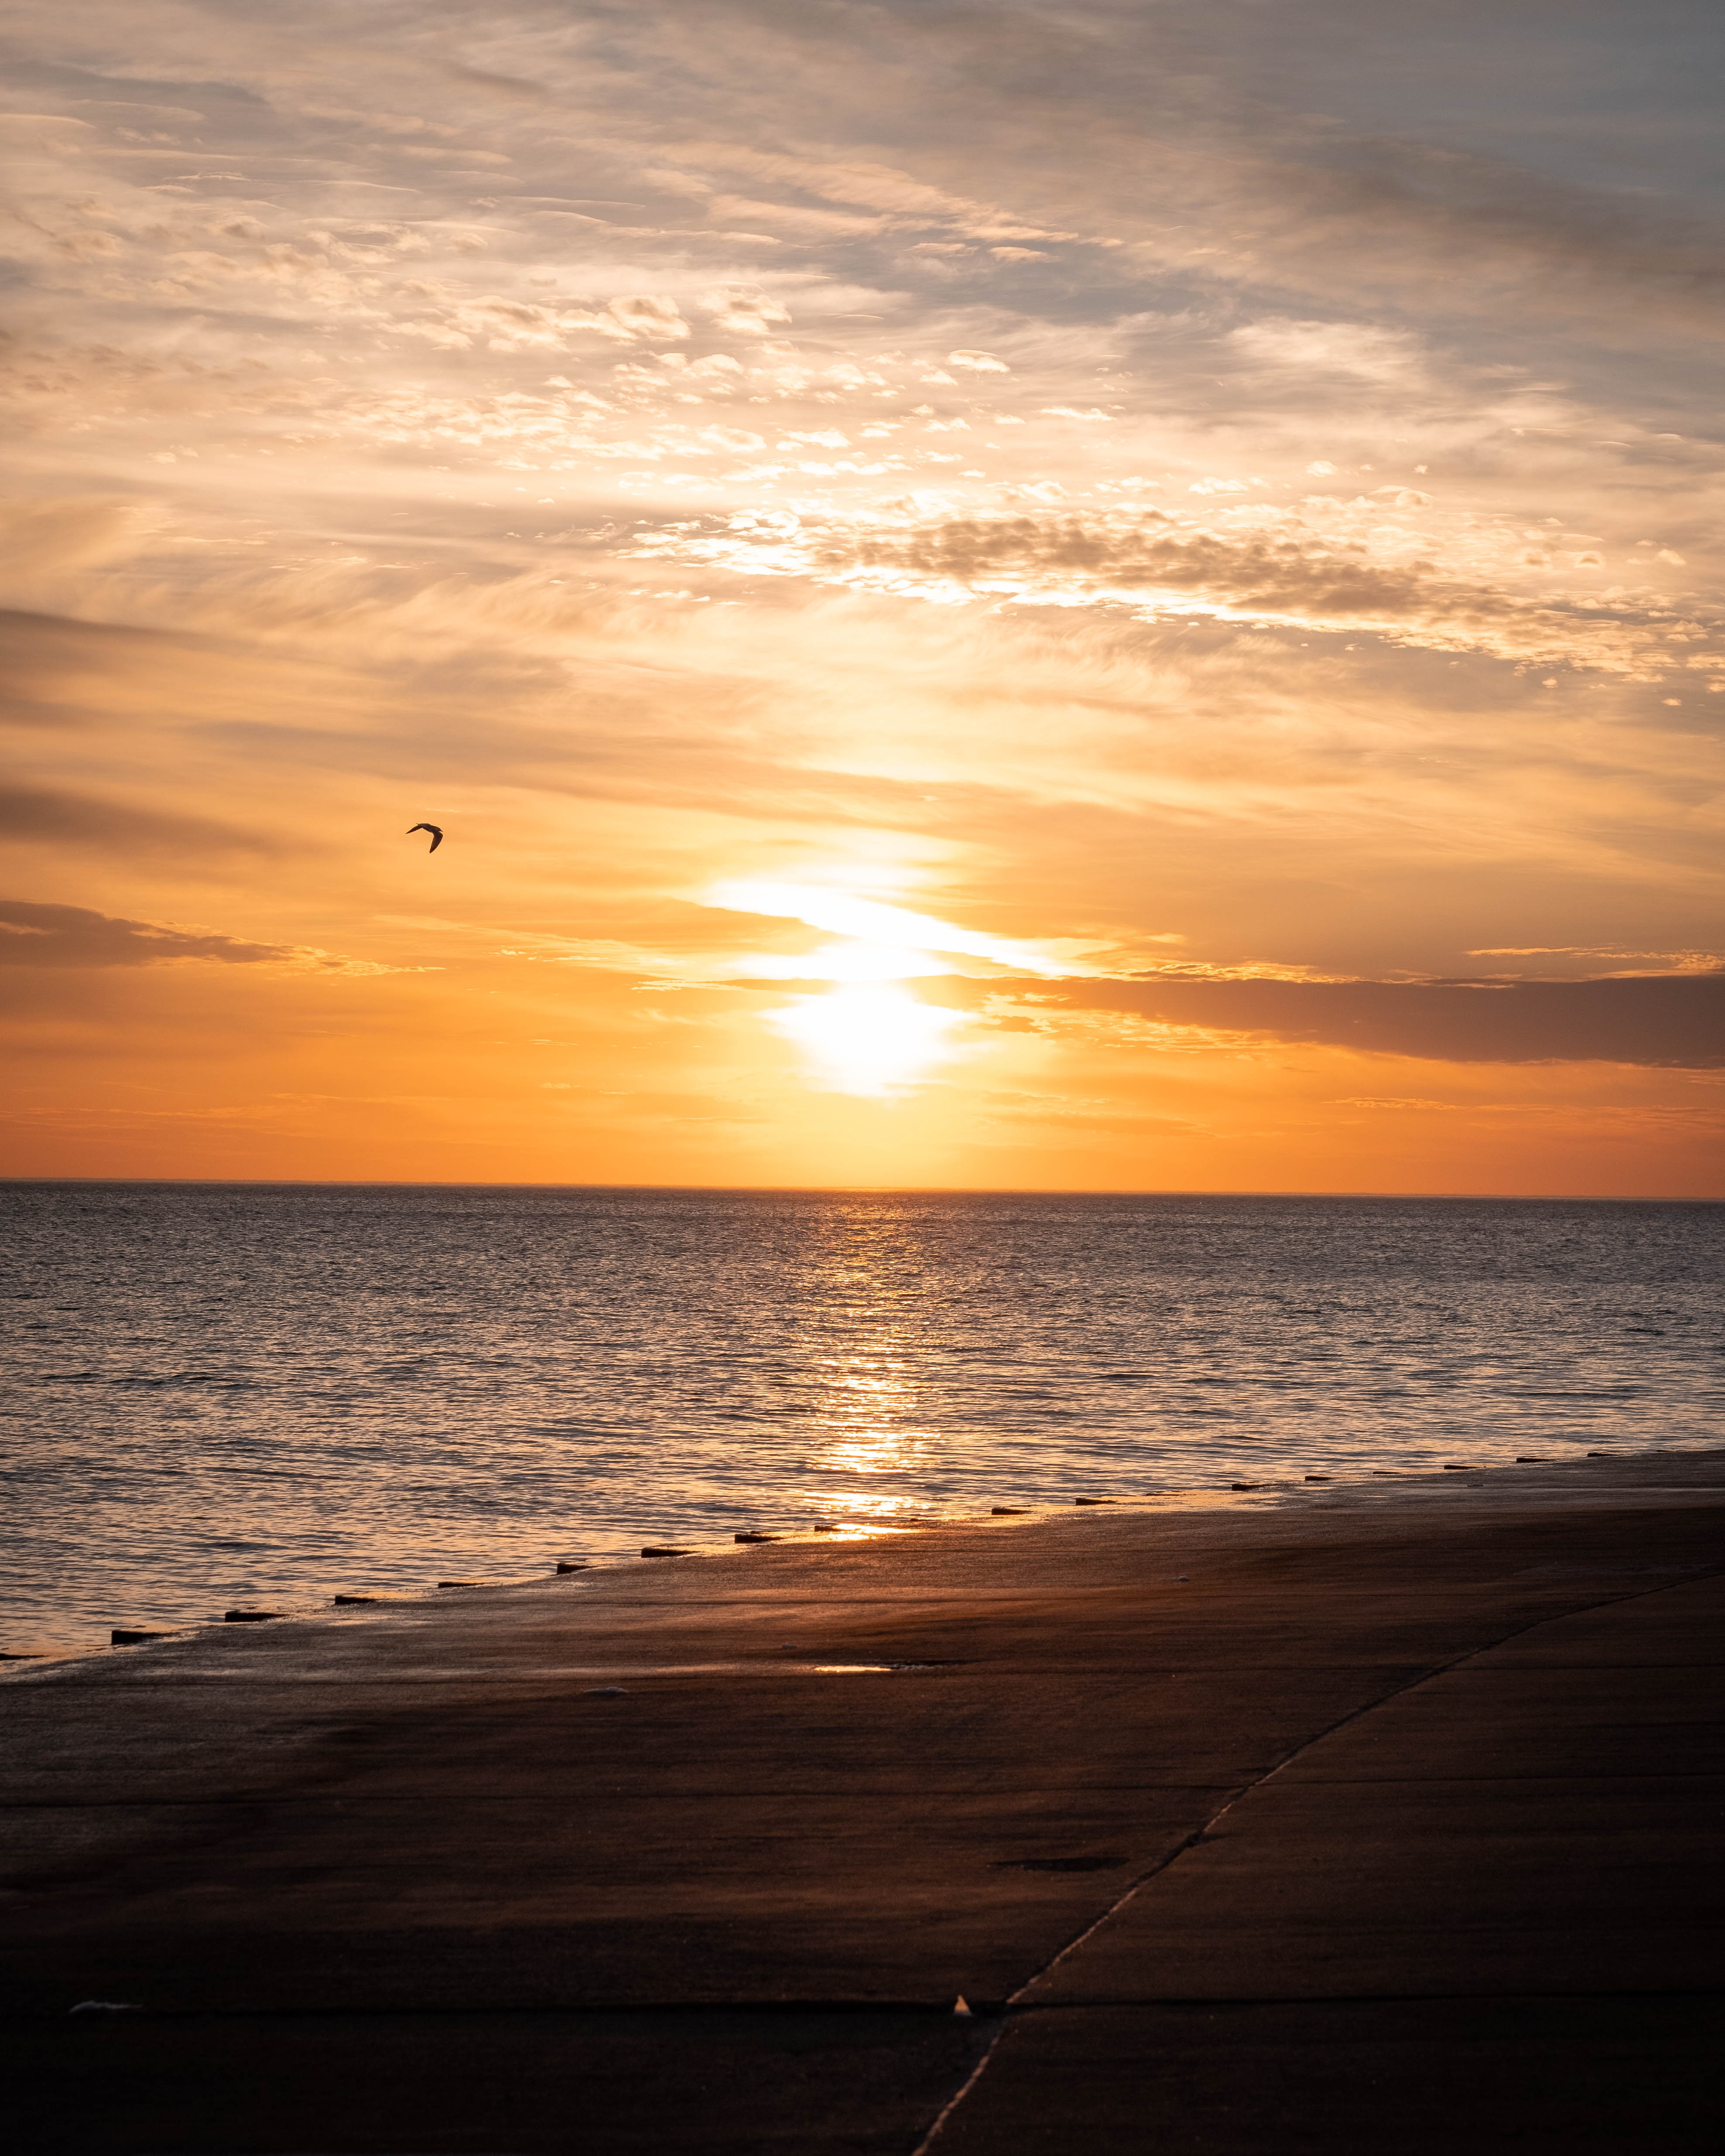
0 899 291 968
1019 972 1725 1069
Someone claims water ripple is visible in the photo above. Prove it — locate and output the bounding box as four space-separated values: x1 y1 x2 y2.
2 1184 1720 1652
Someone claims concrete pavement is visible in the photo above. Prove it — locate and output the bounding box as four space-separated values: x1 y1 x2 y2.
3 1451 1721 2152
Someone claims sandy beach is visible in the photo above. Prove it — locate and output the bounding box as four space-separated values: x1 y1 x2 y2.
5 1450 1722 2153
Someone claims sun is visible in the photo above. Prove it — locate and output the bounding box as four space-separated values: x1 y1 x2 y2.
704 875 1077 1098
768 983 963 1096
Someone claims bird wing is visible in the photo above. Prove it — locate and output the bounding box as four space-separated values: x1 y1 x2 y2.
405 822 444 851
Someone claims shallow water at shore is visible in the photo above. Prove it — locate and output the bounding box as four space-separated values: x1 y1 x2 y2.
3 1183 1720 1652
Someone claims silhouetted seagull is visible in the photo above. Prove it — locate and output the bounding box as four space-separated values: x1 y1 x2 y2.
407 823 443 853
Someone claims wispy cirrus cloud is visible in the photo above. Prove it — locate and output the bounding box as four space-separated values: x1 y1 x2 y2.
625 502 1717 676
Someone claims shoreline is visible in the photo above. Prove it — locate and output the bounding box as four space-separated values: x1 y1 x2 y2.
9 1440 1724 1669
6 1446 1722 2152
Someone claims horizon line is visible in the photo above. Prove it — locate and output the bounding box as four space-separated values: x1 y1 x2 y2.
2 1176 1718 1204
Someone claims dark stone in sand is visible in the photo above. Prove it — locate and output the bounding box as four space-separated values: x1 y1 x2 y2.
1304 1476 1331 1483
640 1547 691 1558
1443 1464 1475 1472
436 1581 479 1589
734 1533 779 1544
1072 1497 1112 1506
992 1507 1029 1516
108 1630 173 1646
554 1562 587 1575
222 1611 281 1623
1231 1482 1261 1491
332 1596 380 1606
1518 1456 1549 1463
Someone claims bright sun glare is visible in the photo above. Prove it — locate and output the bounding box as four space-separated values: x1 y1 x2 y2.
767 983 963 1096
706 879 1066 975
703 877 1074 1097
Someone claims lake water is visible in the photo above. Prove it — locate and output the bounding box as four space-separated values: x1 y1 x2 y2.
3 1183 1720 1654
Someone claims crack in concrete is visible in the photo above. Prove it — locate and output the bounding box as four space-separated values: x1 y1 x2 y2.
911 1562 1723 2154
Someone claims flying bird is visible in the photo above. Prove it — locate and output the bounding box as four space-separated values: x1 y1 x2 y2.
407 823 444 853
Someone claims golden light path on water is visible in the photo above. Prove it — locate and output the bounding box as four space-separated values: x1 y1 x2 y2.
787 1199 947 1525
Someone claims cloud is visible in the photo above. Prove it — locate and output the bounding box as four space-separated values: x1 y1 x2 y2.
1466 946 1725 976
0 499 158 608
0 1 1716 1191
0 498 151 577
1027 974 1725 1068
1230 320 1425 382
697 284 793 334
401 292 690 350
0 898 291 967
0 785 283 859
632 506 1703 673
702 878 1076 977
671 142 1068 244
0 899 403 976
0 609 171 728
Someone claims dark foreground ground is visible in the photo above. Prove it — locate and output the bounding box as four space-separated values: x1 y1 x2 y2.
3 1452 1722 2154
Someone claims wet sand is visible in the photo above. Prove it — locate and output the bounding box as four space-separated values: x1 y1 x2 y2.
3 1451 1722 2153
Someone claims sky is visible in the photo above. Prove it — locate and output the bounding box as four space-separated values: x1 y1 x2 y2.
2 0 1722 1193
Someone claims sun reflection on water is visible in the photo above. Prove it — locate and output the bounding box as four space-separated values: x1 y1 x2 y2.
781 1206 960 1523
